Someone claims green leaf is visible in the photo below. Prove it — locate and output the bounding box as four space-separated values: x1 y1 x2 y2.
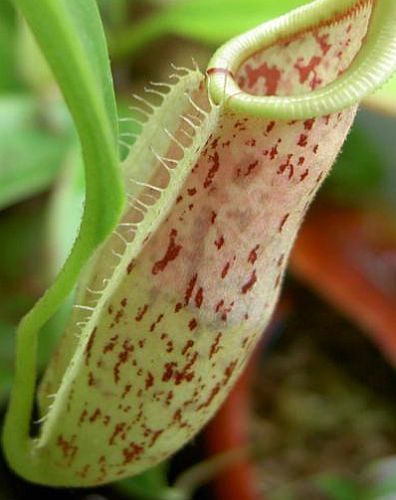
0 95 71 210
115 463 183 500
0 2 20 91
315 474 367 500
110 0 313 59
3 0 125 483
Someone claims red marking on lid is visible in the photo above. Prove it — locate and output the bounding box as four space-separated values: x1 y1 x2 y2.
244 62 281 95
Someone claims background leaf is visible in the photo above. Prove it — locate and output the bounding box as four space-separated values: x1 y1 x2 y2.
0 95 72 210
365 74 396 117
110 0 313 59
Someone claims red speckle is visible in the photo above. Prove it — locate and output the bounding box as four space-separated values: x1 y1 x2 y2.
203 151 220 189
209 332 222 359
266 121 275 134
104 334 119 354
245 138 256 147
150 313 164 332
122 384 132 399
221 262 230 279
127 260 135 274
57 435 78 465
215 299 224 313
300 169 309 181
197 383 221 410
120 298 127 307
122 442 143 464
149 430 163 448
182 340 194 355
187 187 197 196
162 362 177 382
175 302 182 313
298 134 308 147
176 195 183 204
248 245 259 264
113 340 134 383
278 154 294 177
294 56 321 84
195 287 204 308
298 156 305 166
184 273 198 306
241 270 257 294
188 318 198 331
152 229 182 275
314 32 331 55
240 159 259 177
304 118 315 131
279 213 290 232
223 360 237 385
313 144 319 154
165 391 174 406
269 144 279 160
114 308 124 324
88 371 95 386
211 137 219 149
214 235 225 250
135 304 148 322
89 408 102 423
174 352 198 385
145 372 154 389
210 211 217 224
85 327 97 366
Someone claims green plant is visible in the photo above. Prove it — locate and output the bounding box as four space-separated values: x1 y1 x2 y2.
2 0 396 492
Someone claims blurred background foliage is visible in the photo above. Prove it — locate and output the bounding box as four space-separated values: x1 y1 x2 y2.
0 0 396 499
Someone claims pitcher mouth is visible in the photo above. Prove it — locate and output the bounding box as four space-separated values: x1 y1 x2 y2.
207 0 396 119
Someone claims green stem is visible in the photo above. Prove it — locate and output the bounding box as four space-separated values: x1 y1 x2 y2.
3 0 124 482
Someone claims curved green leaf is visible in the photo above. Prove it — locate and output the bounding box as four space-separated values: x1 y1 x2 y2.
3 0 124 483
